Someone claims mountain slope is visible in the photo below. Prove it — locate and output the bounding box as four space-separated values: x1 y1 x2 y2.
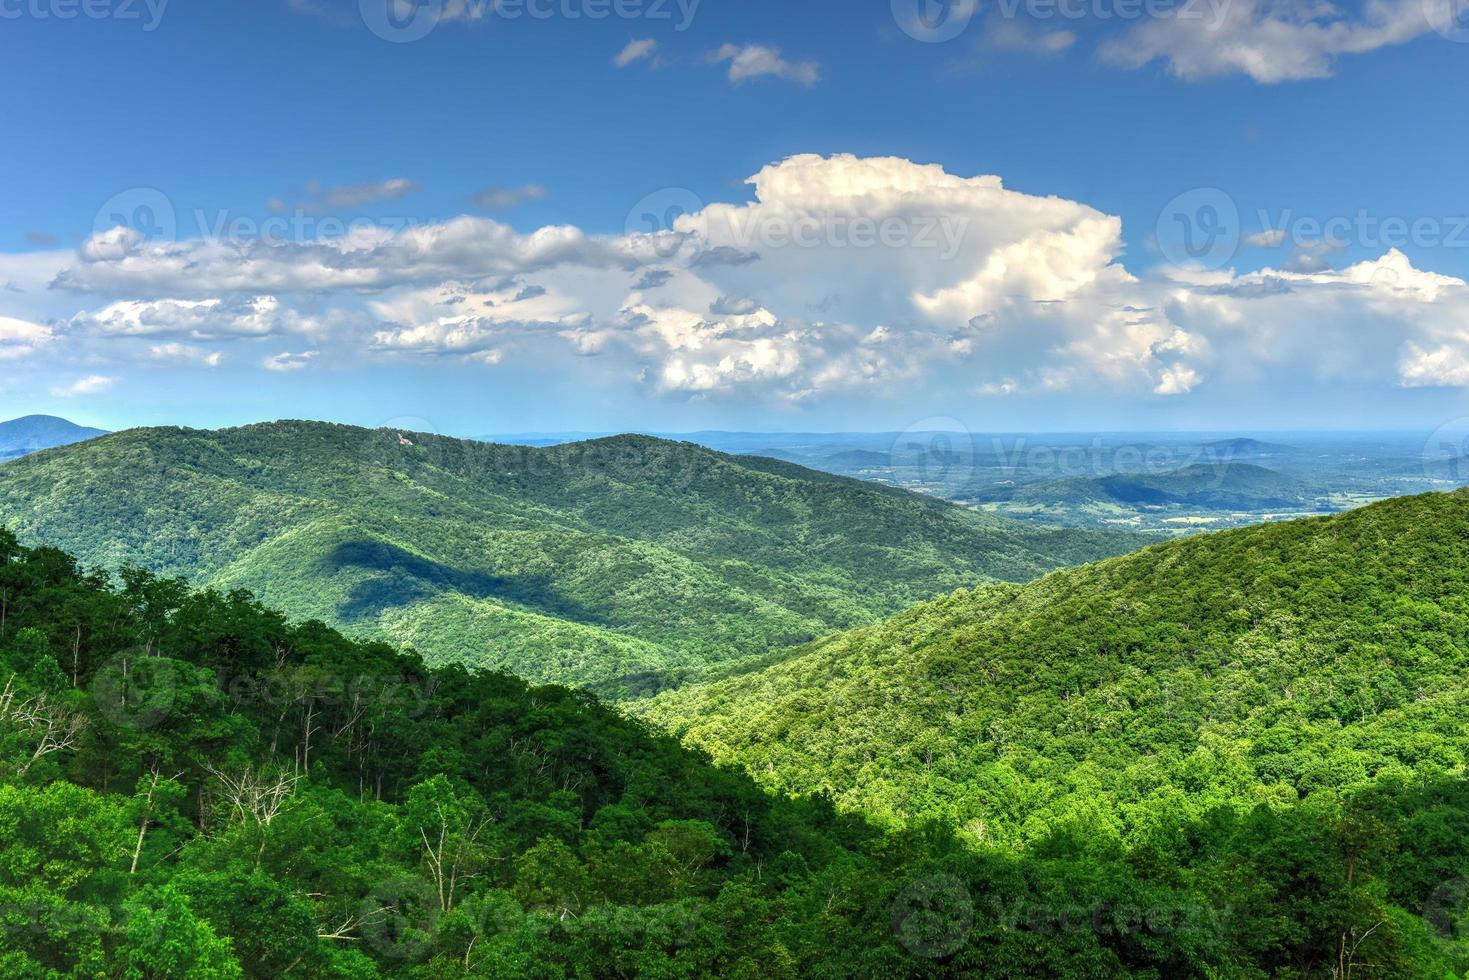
640 490 1469 840
10 526 1465 976
0 414 107 461
0 420 1139 690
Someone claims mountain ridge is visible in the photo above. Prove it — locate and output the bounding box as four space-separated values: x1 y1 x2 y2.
638 489 1469 836
0 414 108 461
0 419 1142 692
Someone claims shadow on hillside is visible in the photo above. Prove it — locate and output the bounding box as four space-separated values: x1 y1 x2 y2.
326 539 610 627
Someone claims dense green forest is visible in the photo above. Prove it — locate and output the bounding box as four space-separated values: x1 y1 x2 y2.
639 491 1469 975
642 490 1469 828
0 422 1137 694
3 523 1467 977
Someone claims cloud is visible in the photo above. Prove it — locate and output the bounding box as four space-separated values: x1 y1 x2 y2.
270 177 420 214
980 20 1076 54
368 316 532 363
614 38 658 67
1400 344 1469 387
468 184 546 210
69 295 318 339
361 277 591 364
25 153 1469 408
147 343 224 367
1153 365 1201 395
1100 0 1434 83
56 217 642 296
710 295 760 316
1245 229 1288 247
324 178 418 208
51 375 113 397
1285 239 1346 272
634 269 675 290
81 226 144 262
1161 249 1469 390
0 315 53 360
26 230 58 247
263 351 318 372
709 44 820 86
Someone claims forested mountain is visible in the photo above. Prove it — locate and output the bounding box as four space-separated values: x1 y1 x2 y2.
641 489 1469 825
0 421 1138 692
0 415 107 461
640 491 1469 973
3 525 1466 977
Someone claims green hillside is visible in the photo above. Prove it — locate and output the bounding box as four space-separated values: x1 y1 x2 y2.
4 521 1468 976
641 492 1469 886
0 526 1108 977
0 421 1137 692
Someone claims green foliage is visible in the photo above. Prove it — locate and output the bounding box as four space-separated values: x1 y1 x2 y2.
642 491 1469 976
2 485 1468 975
0 421 1137 693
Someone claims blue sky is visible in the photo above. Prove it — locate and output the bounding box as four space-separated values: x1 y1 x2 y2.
3 0 1469 436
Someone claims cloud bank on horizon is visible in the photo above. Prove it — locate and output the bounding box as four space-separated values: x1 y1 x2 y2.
4 153 1469 421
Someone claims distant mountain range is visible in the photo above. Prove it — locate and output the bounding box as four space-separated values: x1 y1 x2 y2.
972 461 1315 512
0 420 1140 693
0 415 107 461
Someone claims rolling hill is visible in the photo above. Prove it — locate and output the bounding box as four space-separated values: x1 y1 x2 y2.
640 490 1469 844
0 420 1139 691
0 414 107 461
975 462 1314 511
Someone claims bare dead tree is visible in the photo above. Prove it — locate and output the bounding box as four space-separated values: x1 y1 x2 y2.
316 905 390 942
129 763 184 875
420 803 492 913
204 762 301 827
1 674 89 775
